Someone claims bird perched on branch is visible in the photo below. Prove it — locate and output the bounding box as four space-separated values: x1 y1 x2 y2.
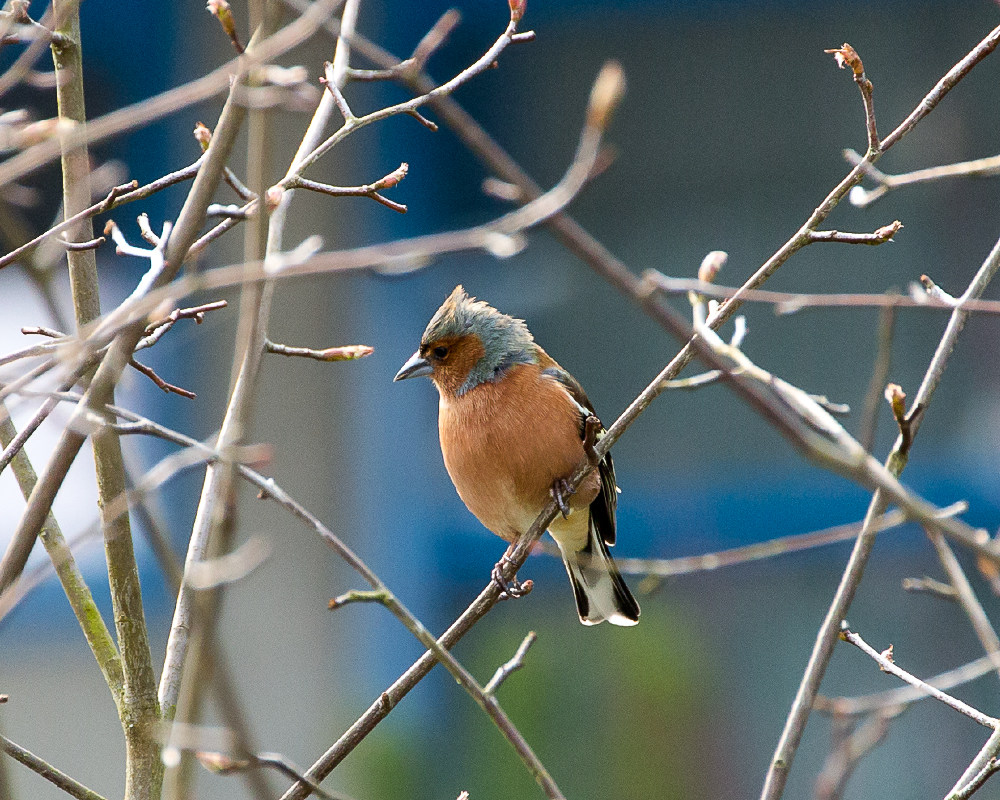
394 286 639 626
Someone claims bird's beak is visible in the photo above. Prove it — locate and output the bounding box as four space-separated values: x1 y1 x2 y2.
393 350 433 381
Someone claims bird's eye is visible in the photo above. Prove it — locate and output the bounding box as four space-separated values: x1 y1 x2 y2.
432 345 449 359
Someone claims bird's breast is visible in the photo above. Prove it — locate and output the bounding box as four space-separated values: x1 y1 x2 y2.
438 364 588 540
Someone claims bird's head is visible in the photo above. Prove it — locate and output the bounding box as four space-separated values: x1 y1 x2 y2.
394 285 535 397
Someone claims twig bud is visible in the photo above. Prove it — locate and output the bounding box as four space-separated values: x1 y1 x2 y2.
207 0 244 54
698 250 728 284
196 751 249 774
873 220 903 242
371 163 409 191
586 60 626 130
508 0 526 23
193 122 212 151
825 43 864 76
884 383 906 424
265 185 284 212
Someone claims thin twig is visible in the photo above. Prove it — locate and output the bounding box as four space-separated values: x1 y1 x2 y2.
818 650 1000 719
287 162 408 213
949 756 1000 800
845 148 1000 207
0 167 197 272
196 751 351 800
825 44 879 152
0 732 109 800
641 273 1000 316
485 632 538 695
902 575 958 600
264 340 373 361
807 221 901 245
858 299 896 452
278 7 531 187
814 709 895 800
925 529 1000 682
840 626 998 729
609 504 965 578
0 0 345 189
129 358 197 399
760 194 1000 800
949 729 1000 799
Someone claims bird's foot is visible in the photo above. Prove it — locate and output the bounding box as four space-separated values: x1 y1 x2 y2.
583 415 602 465
492 556 533 601
550 478 573 519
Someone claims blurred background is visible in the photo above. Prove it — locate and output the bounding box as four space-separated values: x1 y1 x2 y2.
2 1 1000 798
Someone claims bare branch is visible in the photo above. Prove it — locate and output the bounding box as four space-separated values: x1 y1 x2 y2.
901 575 958 601
129 358 197 399
287 162 409 213
825 43 879 153
807 220 902 245
611 504 966 578
264 339 373 361
0 732 108 800
840 625 998 729
484 632 538 695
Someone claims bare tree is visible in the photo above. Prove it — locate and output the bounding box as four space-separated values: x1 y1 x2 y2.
1 2 1000 799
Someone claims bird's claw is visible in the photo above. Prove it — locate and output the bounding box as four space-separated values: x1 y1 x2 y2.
492 557 533 601
550 478 573 519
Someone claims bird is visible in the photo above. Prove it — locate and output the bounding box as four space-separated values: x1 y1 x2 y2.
394 285 640 626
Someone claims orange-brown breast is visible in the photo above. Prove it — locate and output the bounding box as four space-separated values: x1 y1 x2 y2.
438 362 599 547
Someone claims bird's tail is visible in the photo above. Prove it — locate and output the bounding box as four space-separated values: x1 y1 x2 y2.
557 522 640 626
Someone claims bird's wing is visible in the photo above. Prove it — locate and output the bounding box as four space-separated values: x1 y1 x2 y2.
540 365 618 546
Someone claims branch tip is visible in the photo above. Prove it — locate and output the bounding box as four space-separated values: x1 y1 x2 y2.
207 0 244 54
698 250 728 284
587 60 626 130
825 43 864 76
193 121 212 150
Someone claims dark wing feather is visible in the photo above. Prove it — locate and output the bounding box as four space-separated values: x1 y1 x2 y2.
541 367 618 546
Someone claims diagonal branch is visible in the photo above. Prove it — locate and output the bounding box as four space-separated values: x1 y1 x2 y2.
0 731 109 800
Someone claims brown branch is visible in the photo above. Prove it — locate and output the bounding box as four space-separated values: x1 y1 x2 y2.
825 44 879 152
287 162 409 213
404 108 438 131
129 358 197 399
807 220 901 245
346 8 460 82
484 631 537 695
138 300 228 350
0 167 194 273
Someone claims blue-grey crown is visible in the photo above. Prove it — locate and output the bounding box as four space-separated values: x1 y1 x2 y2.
423 286 536 394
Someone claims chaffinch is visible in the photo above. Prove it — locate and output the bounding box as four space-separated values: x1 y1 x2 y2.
394 286 640 626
